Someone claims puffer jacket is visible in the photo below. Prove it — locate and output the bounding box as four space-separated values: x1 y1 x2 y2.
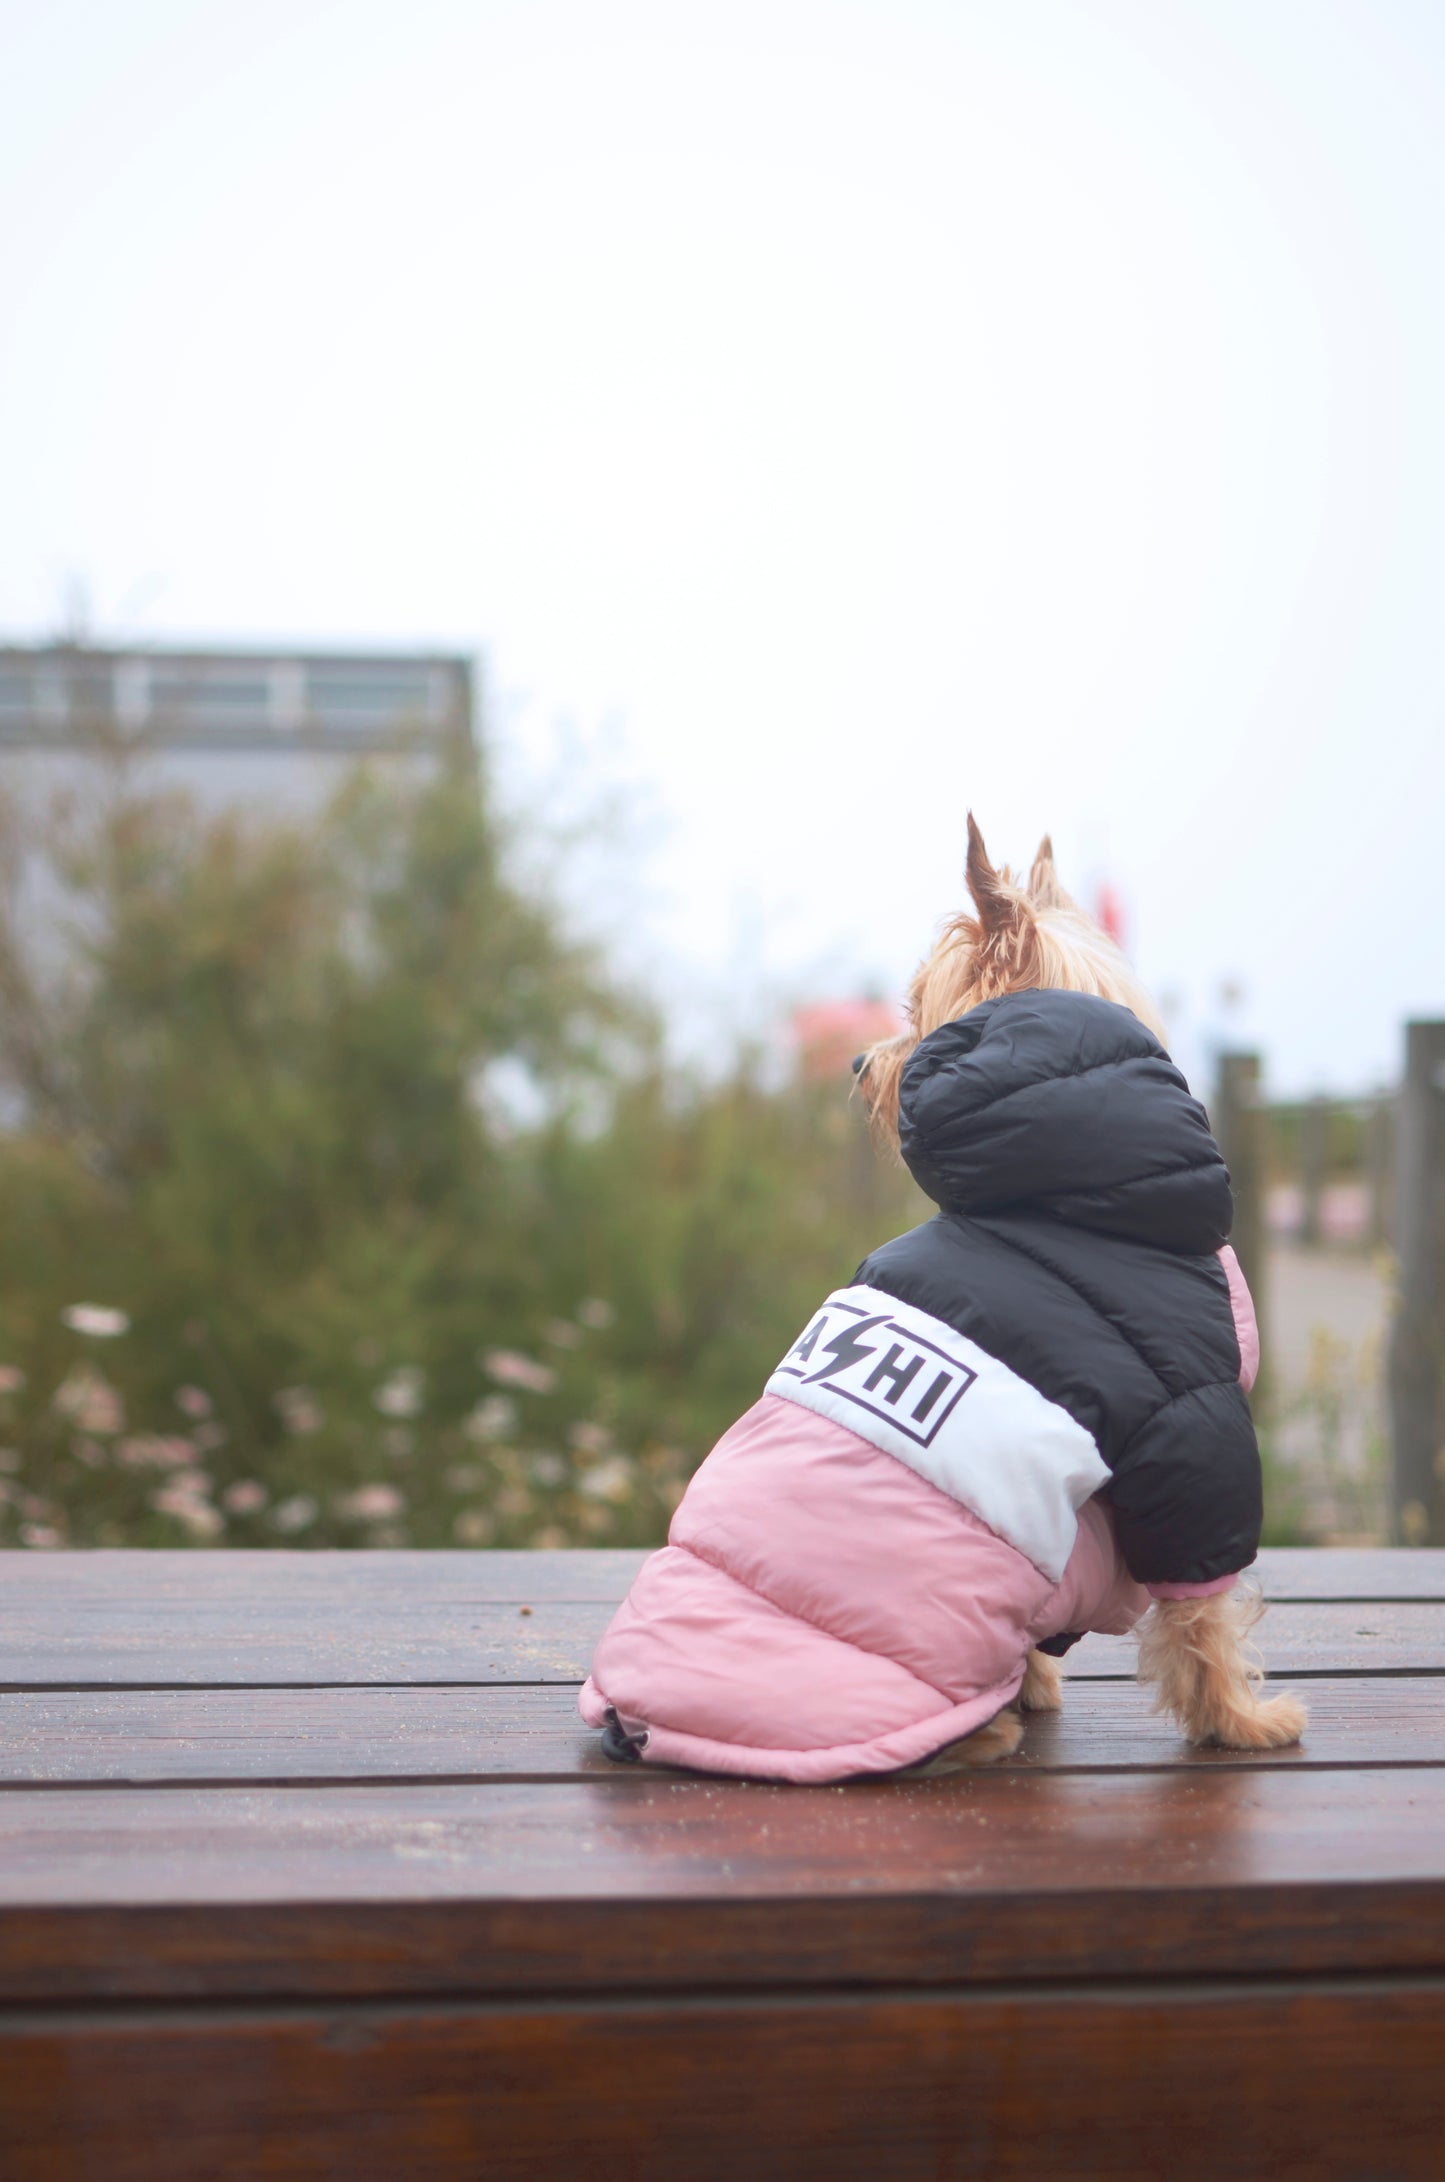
579 989 1262 1782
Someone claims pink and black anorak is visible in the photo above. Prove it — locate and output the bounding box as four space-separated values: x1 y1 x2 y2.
581 991 1261 1782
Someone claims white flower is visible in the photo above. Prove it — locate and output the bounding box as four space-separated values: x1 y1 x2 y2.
222 1480 268 1514
373 1367 423 1419
151 1485 223 1539
271 1494 319 1534
115 1434 195 1470
462 1395 517 1444
20 1523 62 1549
528 1453 566 1488
335 1483 405 1522
543 1318 583 1350
62 1304 130 1338
174 1385 213 1420
54 1368 124 1436
567 1420 612 1459
274 1387 323 1435
577 1299 615 1331
577 1456 635 1504
0 1365 26 1395
453 1508 495 1545
482 1348 558 1395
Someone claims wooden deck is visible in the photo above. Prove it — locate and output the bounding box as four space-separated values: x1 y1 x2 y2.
2 1547 1444 2179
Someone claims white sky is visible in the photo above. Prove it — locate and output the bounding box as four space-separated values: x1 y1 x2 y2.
1 0 1442 1094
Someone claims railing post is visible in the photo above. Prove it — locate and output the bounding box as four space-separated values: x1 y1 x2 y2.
1299 1095 1329 1248
1389 1021 1445 1544
1366 1092 1395 1253
1214 1050 1268 1407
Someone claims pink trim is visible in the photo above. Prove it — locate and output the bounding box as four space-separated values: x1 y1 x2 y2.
1035 1494 1150 1638
1146 1572 1240 1600
1218 1244 1260 1392
579 1667 1026 1782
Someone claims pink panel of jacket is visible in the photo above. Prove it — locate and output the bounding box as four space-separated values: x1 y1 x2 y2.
578 1246 1259 1784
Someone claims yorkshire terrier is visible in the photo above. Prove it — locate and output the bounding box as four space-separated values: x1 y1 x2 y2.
859 819 1306 1761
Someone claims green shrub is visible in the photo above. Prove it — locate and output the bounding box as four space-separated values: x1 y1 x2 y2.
0 747 919 1549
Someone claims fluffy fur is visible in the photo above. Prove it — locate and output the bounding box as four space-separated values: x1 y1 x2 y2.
860 816 1306 1760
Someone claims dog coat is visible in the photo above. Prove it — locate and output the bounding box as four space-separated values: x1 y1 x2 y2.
579 989 1262 1782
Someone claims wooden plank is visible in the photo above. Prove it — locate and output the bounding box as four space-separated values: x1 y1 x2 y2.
0 1548 650 1603
1067 1600 1445 1677
1 1677 1442 1786
2 1596 1441 1687
1253 1547 1445 1599
14 1769 1445 1910
4 1980 1445 2180
5 1770 1445 2004
0 1599 613 1687
3 1545 1439 1615
1013 1676 1445 1768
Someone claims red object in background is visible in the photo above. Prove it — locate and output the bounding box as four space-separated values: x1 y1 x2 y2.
791 998 903 1081
1094 881 1127 950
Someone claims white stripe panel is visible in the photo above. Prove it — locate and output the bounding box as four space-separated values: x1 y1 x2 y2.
763 1283 1107 1581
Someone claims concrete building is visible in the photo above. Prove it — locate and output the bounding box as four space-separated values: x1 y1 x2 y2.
0 641 475 822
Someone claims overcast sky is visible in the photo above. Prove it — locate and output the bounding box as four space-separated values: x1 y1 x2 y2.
2 0 1442 1093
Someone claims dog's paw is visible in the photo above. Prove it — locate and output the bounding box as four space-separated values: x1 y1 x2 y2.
914 1707 1024 1774
1207 1690 1308 1750
1019 1650 1064 1713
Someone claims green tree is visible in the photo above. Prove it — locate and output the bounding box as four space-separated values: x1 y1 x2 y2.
0 746 920 1550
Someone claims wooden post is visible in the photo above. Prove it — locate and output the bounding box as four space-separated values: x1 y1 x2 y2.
1213 1050 1268 1408
1366 1093 1395 1252
1298 1096 1329 1248
1389 1021 1445 1544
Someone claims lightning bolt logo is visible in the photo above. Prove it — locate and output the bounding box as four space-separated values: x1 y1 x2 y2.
802 1313 890 1384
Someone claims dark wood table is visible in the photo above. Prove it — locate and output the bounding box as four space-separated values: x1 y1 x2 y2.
2 1547 1444 2179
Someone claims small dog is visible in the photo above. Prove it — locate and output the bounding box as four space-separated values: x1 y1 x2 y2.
861 819 1306 1761
580 818 1305 1780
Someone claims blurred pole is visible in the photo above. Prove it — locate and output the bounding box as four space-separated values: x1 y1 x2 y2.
1214 1050 1268 1410
1389 1021 1445 1545
1366 1093 1395 1253
1298 1096 1329 1249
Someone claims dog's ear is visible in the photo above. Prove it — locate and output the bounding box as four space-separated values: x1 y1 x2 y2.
965 812 1042 989
965 813 1017 938
1026 834 1075 912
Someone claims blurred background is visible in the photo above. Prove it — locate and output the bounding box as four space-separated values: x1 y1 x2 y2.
0 0 1441 1552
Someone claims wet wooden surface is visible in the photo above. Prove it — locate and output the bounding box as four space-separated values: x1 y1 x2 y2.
5 1547 1443 1686
2 1546 1443 2179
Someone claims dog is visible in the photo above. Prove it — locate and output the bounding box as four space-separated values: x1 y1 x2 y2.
579 819 1305 1780
860 818 1306 1762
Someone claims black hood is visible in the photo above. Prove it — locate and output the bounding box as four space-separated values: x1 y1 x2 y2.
897 988 1233 1255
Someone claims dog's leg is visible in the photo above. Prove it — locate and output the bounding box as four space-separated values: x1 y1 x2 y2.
908 1707 1024 1775
1137 1588 1307 1749
1019 1649 1064 1712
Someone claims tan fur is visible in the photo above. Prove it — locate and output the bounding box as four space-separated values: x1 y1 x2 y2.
907 1706 1024 1775
1018 1648 1065 1712
859 815 1166 1147
1137 1588 1307 1748
862 818 1307 1760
